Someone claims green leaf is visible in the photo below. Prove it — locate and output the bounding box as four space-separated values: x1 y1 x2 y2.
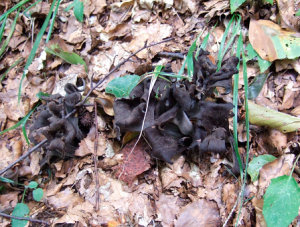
249 101 300 133
245 43 272 72
296 9 300 17
11 203 30 227
263 175 300 227
105 74 140 98
230 0 246 14
45 44 87 72
73 0 84 22
27 181 38 189
18 0 58 103
248 73 269 100
247 155 276 182
33 188 44 201
0 176 16 184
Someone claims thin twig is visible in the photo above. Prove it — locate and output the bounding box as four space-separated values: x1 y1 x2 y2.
0 139 47 175
0 211 50 225
78 37 174 106
93 101 100 211
157 51 184 59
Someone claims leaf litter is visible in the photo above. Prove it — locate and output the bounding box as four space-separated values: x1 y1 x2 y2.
1 0 300 226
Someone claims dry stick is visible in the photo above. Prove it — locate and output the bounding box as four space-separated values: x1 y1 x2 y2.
78 37 174 106
93 101 100 211
0 139 47 176
0 108 77 176
0 211 50 225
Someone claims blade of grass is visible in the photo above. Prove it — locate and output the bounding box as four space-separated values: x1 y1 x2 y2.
0 103 39 145
178 30 205 80
232 32 244 177
217 14 241 70
195 24 217 57
235 42 250 227
46 0 61 43
0 15 8 44
0 10 20 59
0 58 23 83
18 0 58 103
0 0 31 22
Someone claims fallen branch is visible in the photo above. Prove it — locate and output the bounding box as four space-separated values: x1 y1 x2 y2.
0 212 50 225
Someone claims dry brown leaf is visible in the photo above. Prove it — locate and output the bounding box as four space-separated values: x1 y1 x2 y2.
0 141 14 170
175 199 222 227
156 194 180 226
46 187 84 209
276 0 300 32
75 126 106 157
94 93 115 116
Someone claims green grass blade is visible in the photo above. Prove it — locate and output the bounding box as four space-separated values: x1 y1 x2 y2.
196 23 217 57
0 58 23 83
0 15 7 44
219 16 241 65
0 10 19 59
18 0 58 103
46 0 61 43
178 31 204 80
217 14 241 71
0 103 39 145
235 43 251 227
232 33 244 177
0 0 31 22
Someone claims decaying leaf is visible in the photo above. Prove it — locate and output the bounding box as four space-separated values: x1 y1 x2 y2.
249 19 300 62
112 138 153 186
249 101 300 133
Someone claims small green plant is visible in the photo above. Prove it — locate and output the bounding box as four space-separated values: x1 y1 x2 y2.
0 176 44 227
45 43 88 72
248 155 300 227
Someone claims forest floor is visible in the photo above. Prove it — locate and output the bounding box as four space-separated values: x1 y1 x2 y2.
1 0 300 226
